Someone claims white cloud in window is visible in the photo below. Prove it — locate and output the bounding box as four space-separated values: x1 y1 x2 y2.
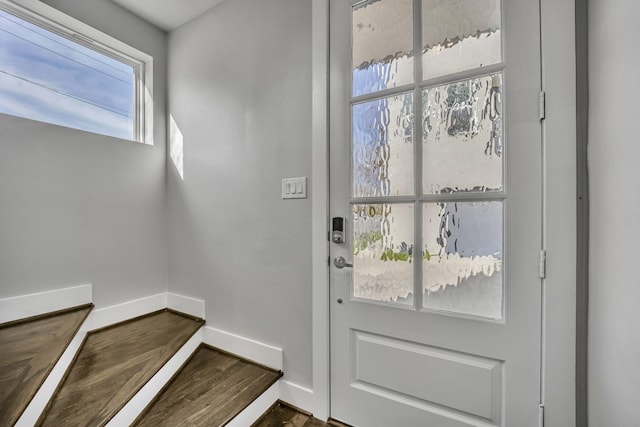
0 10 134 139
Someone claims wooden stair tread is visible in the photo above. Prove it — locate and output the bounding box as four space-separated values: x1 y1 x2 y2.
37 309 203 426
134 344 282 427
0 304 92 426
252 401 333 427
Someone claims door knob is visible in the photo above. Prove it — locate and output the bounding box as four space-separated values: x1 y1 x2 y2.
334 256 353 269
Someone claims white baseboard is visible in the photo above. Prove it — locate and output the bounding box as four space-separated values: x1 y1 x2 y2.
0 284 93 324
0 288 204 329
200 326 316 415
279 380 315 415
87 293 167 331
87 293 206 331
227 382 280 427
106 328 204 427
203 326 283 372
166 293 205 319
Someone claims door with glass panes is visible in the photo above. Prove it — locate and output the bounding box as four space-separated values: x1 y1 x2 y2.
329 0 542 425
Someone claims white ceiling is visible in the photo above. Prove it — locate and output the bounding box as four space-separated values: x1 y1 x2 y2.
110 0 225 31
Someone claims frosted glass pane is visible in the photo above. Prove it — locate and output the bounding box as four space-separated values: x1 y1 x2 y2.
353 203 414 305
353 93 414 198
422 0 502 80
423 201 503 319
422 74 503 194
353 0 414 97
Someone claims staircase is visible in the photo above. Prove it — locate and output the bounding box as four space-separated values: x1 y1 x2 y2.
134 345 281 426
0 292 311 427
0 305 92 426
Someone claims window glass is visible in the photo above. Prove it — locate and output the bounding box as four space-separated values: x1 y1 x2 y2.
422 74 503 194
422 0 501 80
423 201 503 319
352 0 413 97
353 203 415 305
352 92 414 198
0 8 137 140
348 0 507 320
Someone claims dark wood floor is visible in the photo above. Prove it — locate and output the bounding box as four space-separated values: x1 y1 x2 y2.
252 401 328 427
37 309 203 426
252 401 352 427
134 344 282 426
0 304 92 426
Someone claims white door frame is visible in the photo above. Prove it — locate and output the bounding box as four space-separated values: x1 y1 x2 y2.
310 0 578 424
310 0 331 421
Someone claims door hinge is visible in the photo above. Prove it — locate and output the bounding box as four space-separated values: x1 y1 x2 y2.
328 256 331 267
539 91 546 120
539 404 545 427
539 250 547 279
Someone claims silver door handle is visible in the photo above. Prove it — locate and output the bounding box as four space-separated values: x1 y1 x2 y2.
334 256 353 269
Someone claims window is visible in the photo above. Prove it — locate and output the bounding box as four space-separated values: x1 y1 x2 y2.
0 0 152 143
349 0 505 319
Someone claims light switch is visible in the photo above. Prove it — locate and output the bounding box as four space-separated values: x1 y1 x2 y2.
282 177 307 199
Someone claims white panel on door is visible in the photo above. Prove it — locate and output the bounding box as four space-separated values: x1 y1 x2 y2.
353 330 503 424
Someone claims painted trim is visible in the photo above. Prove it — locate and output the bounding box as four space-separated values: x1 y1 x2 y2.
106 328 203 426
2 290 207 331
87 293 167 331
83 292 205 331
202 324 315 414
15 322 90 427
279 380 316 415
0 284 93 324
0 0 152 62
574 0 589 424
203 326 283 372
311 0 330 421
226 382 280 427
540 0 578 425
167 292 205 319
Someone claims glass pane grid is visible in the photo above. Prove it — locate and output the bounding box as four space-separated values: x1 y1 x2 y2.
349 0 505 319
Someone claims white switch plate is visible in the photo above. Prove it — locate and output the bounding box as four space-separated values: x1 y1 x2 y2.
282 177 307 199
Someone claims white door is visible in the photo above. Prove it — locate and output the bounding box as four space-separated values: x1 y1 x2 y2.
329 0 542 426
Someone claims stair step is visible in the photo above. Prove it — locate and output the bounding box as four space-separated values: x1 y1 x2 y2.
37 309 203 426
134 344 282 426
252 401 331 427
0 304 93 426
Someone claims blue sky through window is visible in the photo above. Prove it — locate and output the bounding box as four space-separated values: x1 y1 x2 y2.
0 9 135 140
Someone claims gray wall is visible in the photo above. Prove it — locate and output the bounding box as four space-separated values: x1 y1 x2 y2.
589 0 640 424
167 0 313 387
0 0 168 307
